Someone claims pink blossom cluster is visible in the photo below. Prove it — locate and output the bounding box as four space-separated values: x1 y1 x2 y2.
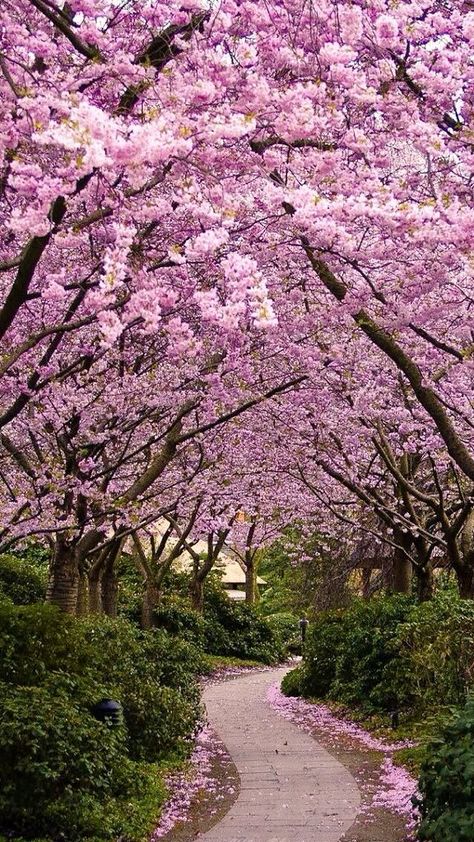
1 0 474 610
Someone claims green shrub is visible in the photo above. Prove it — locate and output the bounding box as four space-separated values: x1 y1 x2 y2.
281 666 303 696
204 587 282 663
0 680 137 840
417 697 474 842
296 591 474 717
78 617 203 761
152 579 284 664
265 612 301 656
301 611 347 698
0 604 202 840
330 596 412 710
0 554 47 605
153 595 206 648
394 591 474 709
0 603 89 685
300 596 414 709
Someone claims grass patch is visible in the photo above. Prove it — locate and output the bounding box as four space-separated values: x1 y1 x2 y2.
200 654 266 673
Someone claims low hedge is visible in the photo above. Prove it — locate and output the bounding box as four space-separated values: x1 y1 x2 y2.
284 591 474 715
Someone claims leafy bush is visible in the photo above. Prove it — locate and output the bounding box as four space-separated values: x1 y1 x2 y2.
0 603 89 685
203 586 282 663
78 617 203 761
330 596 413 710
0 603 202 840
417 697 474 842
394 590 474 709
151 578 284 664
153 595 206 648
300 611 347 698
299 596 413 709
265 612 301 656
0 680 135 840
292 591 474 716
281 666 304 697
0 554 47 605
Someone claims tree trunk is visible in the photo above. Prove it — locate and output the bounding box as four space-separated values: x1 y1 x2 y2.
457 566 474 599
391 534 412 594
361 568 372 599
416 565 434 602
141 580 161 629
88 569 103 614
76 571 89 616
46 539 79 614
101 560 118 617
190 576 204 612
245 561 256 604
459 510 474 598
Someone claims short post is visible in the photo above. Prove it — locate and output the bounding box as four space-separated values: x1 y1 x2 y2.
390 709 399 729
299 615 309 654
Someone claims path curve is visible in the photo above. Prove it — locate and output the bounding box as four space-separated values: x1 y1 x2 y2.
200 667 361 842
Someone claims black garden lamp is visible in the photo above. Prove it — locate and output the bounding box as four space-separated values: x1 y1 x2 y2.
92 698 122 726
390 708 400 729
299 616 309 643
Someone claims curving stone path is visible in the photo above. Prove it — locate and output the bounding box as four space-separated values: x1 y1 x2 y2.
200 667 361 842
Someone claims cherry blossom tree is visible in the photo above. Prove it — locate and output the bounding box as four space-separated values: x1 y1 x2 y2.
3 0 474 604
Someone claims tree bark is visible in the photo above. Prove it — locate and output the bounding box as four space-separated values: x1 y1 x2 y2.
416 565 434 602
391 553 412 594
361 568 372 599
76 570 89 616
190 576 204 612
46 538 79 614
457 566 474 599
141 580 162 629
88 568 103 614
101 558 118 617
245 560 256 603
458 509 474 598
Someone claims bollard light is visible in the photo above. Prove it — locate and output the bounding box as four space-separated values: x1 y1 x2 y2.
92 698 122 726
390 709 400 729
299 616 309 642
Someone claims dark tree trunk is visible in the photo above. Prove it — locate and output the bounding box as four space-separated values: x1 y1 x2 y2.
459 510 474 598
141 581 161 629
88 569 103 614
46 538 79 614
245 561 256 604
76 571 89 616
391 532 412 594
457 566 474 599
361 568 372 599
416 565 434 602
190 577 204 613
101 560 118 617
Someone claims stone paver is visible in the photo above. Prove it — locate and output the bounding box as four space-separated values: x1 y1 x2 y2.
201 667 361 842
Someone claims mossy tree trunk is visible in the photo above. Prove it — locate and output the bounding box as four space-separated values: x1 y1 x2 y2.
46 538 80 614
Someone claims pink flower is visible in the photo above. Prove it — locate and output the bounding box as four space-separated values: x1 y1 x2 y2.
375 14 399 48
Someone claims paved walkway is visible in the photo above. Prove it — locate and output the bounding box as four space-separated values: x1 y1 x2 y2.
201 667 360 842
